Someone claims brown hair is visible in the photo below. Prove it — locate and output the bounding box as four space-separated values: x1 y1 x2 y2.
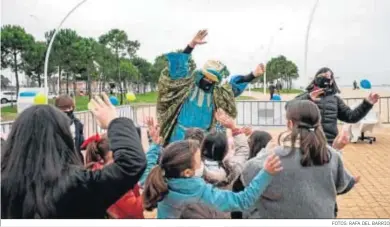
282 100 329 166
54 95 75 110
248 131 272 159
184 128 205 144
142 140 199 211
84 134 110 168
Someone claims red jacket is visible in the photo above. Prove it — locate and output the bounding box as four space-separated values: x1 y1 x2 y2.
92 163 144 219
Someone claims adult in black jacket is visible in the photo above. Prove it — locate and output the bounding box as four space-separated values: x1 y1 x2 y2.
1 94 146 218
293 67 379 144
55 95 85 163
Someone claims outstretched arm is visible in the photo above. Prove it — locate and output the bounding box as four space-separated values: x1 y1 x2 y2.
229 64 265 97
200 153 282 212
165 30 208 80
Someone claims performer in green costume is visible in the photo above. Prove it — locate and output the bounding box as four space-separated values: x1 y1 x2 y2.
157 30 265 144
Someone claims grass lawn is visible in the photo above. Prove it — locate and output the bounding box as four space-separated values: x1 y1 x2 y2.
251 88 303 94
1 92 255 121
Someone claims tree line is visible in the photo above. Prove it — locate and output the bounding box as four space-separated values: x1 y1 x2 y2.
1 25 299 103
0 25 197 104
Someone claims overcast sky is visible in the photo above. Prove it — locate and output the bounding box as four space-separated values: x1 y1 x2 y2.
1 0 389 86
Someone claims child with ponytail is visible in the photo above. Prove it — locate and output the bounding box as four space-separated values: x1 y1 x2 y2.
83 134 144 219
142 139 282 219
239 100 358 218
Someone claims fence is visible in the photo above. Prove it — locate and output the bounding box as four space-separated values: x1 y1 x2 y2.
1 97 389 137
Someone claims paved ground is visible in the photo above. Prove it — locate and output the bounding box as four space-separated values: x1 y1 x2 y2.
262 127 390 219
335 127 390 218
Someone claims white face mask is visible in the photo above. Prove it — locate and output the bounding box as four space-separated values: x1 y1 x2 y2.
194 162 204 177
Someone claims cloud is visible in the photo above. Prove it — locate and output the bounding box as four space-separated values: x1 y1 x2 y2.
1 0 389 86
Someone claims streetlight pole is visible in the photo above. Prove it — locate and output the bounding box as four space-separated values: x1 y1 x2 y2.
43 0 88 103
303 0 320 86
263 26 283 95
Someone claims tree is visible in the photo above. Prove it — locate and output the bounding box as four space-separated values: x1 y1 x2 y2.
99 29 140 104
266 55 299 89
45 29 80 94
119 58 139 91
1 25 34 97
131 57 152 93
1 75 11 89
22 41 55 87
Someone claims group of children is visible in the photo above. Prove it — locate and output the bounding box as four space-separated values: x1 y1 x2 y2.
73 98 355 219
2 29 377 219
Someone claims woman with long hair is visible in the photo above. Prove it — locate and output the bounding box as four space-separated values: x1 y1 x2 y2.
142 139 282 219
1 94 146 218
83 134 144 219
239 100 357 218
294 67 379 145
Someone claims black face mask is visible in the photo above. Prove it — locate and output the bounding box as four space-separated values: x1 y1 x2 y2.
64 110 75 120
314 76 332 89
199 78 214 92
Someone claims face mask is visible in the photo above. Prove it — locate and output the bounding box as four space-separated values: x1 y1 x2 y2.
64 110 75 120
314 76 331 89
194 162 204 177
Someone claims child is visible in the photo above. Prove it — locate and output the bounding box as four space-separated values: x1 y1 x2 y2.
83 134 144 219
239 100 357 218
142 140 282 219
231 129 272 219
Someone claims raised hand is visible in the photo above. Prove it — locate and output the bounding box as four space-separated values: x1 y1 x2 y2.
189 30 208 48
366 92 380 105
215 109 236 129
89 93 118 129
354 175 361 184
253 63 265 77
263 152 283 176
144 116 162 145
332 125 350 150
309 88 324 101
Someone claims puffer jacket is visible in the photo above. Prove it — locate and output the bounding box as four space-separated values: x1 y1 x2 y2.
293 90 373 144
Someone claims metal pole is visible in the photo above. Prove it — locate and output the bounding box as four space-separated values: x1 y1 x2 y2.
303 0 320 86
43 0 88 103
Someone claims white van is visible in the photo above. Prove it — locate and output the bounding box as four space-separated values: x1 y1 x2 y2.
1 91 17 104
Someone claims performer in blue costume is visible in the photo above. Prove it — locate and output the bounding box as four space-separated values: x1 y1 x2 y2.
157 30 265 144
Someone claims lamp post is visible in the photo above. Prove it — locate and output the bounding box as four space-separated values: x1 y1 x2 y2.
263 26 283 95
43 0 88 103
303 0 320 86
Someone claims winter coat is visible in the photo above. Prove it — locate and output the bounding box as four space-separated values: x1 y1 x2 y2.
293 90 373 144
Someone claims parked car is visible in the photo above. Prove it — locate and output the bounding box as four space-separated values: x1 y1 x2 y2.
1 91 17 104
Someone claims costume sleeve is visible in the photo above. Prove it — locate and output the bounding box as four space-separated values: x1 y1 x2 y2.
229 73 253 97
139 143 162 186
165 52 191 80
337 96 373 123
200 169 273 212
